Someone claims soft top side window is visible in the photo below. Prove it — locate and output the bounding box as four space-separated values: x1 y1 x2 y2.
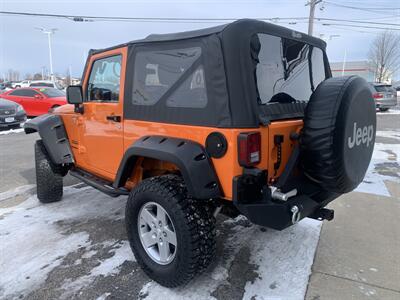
87 55 121 102
132 46 207 108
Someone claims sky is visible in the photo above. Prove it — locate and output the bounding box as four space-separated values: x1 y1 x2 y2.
0 0 399 79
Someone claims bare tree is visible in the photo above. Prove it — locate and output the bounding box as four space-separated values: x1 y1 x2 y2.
368 31 400 83
25 73 33 80
7 69 20 81
33 73 42 80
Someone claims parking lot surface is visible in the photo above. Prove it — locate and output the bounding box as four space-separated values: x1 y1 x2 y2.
0 109 399 300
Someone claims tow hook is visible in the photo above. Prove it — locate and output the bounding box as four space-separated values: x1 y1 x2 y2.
270 187 298 201
291 205 301 224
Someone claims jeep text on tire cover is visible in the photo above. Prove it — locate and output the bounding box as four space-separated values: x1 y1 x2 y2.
348 123 374 149
24 19 376 287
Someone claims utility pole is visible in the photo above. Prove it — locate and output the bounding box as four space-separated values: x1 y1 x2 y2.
35 27 58 82
306 0 322 36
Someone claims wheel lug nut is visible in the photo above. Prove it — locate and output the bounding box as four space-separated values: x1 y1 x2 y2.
158 221 162 227
163 231 167 237
159 238 162 242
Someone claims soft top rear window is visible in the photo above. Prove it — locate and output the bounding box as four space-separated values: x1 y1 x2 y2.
254 33 326 105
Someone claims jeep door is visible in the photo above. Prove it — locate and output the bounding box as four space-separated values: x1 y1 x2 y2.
78 48 127 179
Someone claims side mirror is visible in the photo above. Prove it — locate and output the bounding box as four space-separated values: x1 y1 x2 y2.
34 94 43 100
66 85 84 113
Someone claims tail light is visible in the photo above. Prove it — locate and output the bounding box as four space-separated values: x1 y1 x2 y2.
238 132 261 167
373 93 383 99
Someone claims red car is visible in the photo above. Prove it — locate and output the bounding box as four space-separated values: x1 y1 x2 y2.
1 87 67 116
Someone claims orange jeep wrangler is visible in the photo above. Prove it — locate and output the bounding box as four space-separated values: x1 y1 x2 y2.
25 19 376 287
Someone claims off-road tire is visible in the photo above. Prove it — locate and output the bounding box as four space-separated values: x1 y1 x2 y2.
125 175 216 287
35 140 63 203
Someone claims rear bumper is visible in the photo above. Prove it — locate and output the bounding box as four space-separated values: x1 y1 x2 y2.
375 99 397 108
232 172 335 230
0 114 27 127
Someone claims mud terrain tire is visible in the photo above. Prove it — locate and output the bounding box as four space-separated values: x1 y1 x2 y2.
125 175 216 287
35 140 63 203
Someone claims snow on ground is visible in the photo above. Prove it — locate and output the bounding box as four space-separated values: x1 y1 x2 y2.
0 184 35 201
1 183 321 300
376 109 400 115
0 127 24 135
0 185 132 299
356 130 400 197
140 217 321 300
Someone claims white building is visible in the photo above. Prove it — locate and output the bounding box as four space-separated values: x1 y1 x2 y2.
330 60 376 82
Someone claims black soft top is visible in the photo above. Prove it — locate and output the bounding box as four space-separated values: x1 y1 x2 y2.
92 19 326 54
90 19 329 128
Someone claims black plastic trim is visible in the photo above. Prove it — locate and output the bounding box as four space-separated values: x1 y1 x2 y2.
24 114 74 165
70 168 129 197
113 136 222 199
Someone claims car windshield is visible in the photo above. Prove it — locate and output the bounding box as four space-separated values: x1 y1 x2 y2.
38 88 65 98
254 33 326 104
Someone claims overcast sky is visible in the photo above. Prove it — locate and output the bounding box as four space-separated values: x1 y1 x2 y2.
1 0 399 79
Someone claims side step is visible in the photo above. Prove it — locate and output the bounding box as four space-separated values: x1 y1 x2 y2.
69 168 130 197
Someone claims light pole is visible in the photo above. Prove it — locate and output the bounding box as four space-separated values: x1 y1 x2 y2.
35 27 58 82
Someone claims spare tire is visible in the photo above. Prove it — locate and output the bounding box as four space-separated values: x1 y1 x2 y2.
301 76 376 194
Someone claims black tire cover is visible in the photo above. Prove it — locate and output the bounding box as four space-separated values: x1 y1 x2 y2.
301 76 376 194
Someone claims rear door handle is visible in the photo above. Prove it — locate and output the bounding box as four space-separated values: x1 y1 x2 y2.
106 115 121 122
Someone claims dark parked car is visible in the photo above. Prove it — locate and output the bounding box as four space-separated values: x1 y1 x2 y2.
369 83 397 111
0 97 27 128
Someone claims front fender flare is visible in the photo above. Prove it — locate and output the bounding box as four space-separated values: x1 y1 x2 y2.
113 136 221 199
24 114 74 165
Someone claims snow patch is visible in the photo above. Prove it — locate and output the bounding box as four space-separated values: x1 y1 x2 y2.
0 185 129 299
0 184 35 201
376 130 400 141
0 127 24 135
377 109 400 115
243 219 321 300
60 240 135 298
139 217 322 300
90 240 134 277
356 142 400 197
96 292 111 300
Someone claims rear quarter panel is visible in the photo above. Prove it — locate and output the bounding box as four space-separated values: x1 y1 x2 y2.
123 119 302 200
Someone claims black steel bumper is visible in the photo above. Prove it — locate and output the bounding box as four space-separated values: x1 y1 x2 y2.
232 172 334 230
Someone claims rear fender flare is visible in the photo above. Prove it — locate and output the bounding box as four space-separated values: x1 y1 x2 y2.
24 114 74 165
113 136 221 199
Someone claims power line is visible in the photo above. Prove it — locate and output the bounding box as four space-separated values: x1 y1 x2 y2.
323 1 400 16
320 22 400 31
324 1 400 10
0 10 399 26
